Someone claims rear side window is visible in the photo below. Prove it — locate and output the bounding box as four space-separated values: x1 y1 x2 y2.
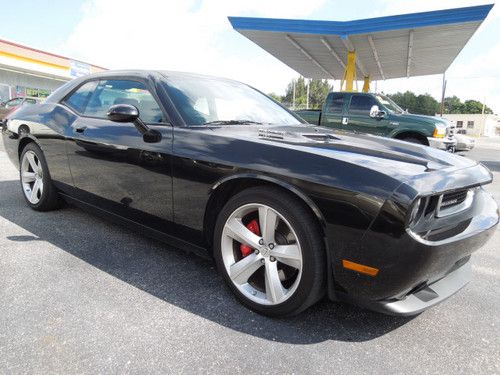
324 94 344 114
348 95 378 115
83 80 164 123
63 81 98 113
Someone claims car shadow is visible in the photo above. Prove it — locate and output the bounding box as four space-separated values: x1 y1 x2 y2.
0 180 414 344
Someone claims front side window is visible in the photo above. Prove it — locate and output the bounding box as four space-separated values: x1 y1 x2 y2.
63 81 98 113
83 80 164 123
5 98 23 108
162 76 302 126
324 93 344 114
348 95 378 115
375 94 404 114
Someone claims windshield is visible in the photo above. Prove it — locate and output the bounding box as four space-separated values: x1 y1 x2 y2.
162 75 302 126
375 94 405 114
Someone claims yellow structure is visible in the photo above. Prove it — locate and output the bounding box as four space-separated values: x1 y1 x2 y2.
362 76 370 92
340 50 370 92
340 51 357 92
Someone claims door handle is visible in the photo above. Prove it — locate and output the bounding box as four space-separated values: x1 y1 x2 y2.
74 126 87 133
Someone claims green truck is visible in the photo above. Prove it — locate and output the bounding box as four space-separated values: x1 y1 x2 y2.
295 92 456 151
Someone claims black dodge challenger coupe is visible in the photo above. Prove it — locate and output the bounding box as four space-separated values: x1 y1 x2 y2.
2 70 498 317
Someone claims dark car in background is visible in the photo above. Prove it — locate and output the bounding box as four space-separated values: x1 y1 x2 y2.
0 97 39 120
2 70 498 317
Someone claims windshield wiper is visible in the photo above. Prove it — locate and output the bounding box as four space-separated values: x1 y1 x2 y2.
203 120 263 125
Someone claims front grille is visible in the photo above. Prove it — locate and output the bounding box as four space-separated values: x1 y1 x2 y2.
436 189 473 217
441 190 468 209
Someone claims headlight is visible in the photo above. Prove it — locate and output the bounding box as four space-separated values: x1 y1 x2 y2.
433 123 446 138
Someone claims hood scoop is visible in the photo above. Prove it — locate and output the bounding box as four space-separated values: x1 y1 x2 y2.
258 128 285 140
258 128 340 143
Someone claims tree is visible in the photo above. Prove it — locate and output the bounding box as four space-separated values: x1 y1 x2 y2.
308 79 332 108
268 92 284 103
442 96 493 114
416 94 440 116
444 95 463 114
280 77 332 109
388 91 439 115
462 99 493 114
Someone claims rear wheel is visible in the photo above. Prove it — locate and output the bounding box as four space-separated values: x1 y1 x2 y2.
20 142 61 211
213 186 326 317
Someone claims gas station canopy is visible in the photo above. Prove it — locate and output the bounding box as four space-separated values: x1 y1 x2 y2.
228 4 493 83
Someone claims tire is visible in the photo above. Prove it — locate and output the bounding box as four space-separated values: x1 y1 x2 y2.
213 186 326 317
401 137 426 145
19 142 61 211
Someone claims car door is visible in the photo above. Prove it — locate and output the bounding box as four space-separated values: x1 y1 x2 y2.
320 93 345 129
63 77 174 227
345 94 391 136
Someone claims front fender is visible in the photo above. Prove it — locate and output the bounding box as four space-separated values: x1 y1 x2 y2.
210 172 327 228
389 127 431 139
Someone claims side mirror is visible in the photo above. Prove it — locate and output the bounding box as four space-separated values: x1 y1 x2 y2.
369 105 379 118
107 104 139 123
107 104 161 143
369 105 386 119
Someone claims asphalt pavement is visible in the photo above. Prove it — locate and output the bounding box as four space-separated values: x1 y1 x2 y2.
0 138 499 374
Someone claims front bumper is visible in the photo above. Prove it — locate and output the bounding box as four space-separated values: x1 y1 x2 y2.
352 259 471 316
328 185 498 316
427 136 457 151
456 142 475 151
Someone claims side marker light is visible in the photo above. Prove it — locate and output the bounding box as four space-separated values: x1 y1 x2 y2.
342 260 379 276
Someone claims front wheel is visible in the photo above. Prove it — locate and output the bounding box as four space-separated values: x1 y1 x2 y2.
213 186 326 317
20 142 62 211
401 137 426 145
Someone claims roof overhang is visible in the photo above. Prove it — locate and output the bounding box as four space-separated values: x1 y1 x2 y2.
228 4 493 80
0 38 106 81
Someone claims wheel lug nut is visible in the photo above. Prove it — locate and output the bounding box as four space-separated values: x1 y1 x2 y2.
269 243 275 249
259 239 264 245
270 256 276 262
255 249 259 254
261 259 265 264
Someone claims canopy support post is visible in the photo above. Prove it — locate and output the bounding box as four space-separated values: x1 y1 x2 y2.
362 76 370 92
341 51 357 92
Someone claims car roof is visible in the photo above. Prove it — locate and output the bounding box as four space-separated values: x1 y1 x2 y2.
46 69 249 103
69 69 241 83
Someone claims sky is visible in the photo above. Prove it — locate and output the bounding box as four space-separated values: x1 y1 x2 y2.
2 0 500 112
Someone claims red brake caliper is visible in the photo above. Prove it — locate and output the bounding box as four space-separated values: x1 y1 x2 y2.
240 219 261 257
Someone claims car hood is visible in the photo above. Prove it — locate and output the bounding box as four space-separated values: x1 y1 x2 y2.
392 112 449 126
209 124 491 194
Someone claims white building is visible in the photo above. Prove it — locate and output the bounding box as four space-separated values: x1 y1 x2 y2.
0 38 105 103
440 114 500 137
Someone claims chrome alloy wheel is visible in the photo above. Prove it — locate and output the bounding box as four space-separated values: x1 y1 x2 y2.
21 150 44 204
221 203 303 305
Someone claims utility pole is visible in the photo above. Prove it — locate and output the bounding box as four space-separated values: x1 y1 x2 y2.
440 72 447 117
481 96 486 136
306 79 310 109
